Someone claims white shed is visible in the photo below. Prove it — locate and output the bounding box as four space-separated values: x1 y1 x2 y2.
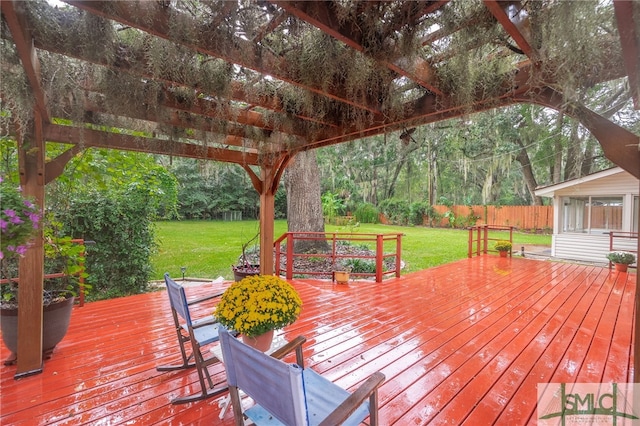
535 167 639 264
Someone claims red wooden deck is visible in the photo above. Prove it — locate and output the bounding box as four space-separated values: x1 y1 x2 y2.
1 256 636 425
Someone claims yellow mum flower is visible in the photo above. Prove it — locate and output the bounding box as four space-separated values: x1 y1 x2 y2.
214 275 303 337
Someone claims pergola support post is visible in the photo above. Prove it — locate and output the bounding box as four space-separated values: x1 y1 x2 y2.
636 178 640 384
242 154 291 276
15 112 46 378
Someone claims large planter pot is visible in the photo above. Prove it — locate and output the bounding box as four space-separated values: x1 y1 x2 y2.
232 265 260 282
1 296 75 363
499 250 508 258
242 329 274 352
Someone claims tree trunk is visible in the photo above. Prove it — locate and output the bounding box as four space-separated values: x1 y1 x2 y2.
552 111 564 183
564 120 583 180
284 150 329 253
428 140 438 205
515 138 543 205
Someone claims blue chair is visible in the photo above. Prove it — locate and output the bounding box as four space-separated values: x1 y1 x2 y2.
219 327 385 425
156 273 227 404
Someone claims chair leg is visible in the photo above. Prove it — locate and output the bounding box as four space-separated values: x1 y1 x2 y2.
156 356 195 371
170 344 227 404
170 383 228 404
156 351 195 371
157 334 196 371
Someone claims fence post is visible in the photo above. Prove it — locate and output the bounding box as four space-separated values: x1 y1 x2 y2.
396 234 402 278
375 235 383 283
483 225 488 254
79 243 85 307
286 233 294 280
509 226 514 257
275 238 281 277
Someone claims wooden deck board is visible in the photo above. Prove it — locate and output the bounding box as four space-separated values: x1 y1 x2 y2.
1 257 636 425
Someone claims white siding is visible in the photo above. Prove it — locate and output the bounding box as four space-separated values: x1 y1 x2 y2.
554 234 637 264
551 172 639 197
541 170 639 264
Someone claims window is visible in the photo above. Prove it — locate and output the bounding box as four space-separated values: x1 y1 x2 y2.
561 196 623 234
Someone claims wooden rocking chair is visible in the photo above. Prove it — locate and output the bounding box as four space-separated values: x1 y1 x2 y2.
156 273 227 404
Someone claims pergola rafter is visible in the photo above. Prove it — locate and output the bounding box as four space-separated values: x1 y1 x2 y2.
68 0 384 114
271 0 444 95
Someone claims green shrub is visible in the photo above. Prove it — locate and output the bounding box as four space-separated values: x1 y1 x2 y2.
379 199 410 225
423 204 443 227
343 258 377 273
354 203 379 224
59 189 157 300
409 201 429 226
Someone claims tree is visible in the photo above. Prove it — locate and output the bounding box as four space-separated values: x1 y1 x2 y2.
284 150 328 252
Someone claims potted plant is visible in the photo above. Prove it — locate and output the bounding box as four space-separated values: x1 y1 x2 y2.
0 177 89 364
214 275 302 351
494 240 512 257
606 251 636 272
231 231 260 281
333 269 350 284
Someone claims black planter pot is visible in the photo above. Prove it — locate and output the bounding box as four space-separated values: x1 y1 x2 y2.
0 296 75 362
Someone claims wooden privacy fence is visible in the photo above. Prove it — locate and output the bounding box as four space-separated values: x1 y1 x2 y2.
430 205 553 230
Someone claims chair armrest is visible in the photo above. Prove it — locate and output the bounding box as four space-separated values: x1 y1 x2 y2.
270 335 307 367
190 316 219 329
318 371 386 426
186 290 225 306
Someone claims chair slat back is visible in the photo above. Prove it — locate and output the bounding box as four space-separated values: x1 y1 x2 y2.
164 273 193 328
219 327 307 425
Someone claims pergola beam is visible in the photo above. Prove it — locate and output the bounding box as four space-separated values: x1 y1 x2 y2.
613 0 640 109
484 0 537 61
44 124 260 165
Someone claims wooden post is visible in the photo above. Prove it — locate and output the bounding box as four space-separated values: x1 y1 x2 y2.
286 233 294 280
16 112 46 378
395 234 402 278
635 179 640 383
241 154 289 277
375 234 383 283
259 165 276 276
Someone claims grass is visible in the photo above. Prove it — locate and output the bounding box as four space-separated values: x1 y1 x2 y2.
151 220 552 281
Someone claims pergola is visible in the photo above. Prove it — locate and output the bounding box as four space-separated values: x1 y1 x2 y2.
1 0 639 378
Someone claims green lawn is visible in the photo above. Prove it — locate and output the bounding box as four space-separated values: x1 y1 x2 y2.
151 220 551 281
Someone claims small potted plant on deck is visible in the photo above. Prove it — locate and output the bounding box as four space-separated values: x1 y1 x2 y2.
494 240 512 257
333 268 351 284
214 275 302 351
606 251 636 272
